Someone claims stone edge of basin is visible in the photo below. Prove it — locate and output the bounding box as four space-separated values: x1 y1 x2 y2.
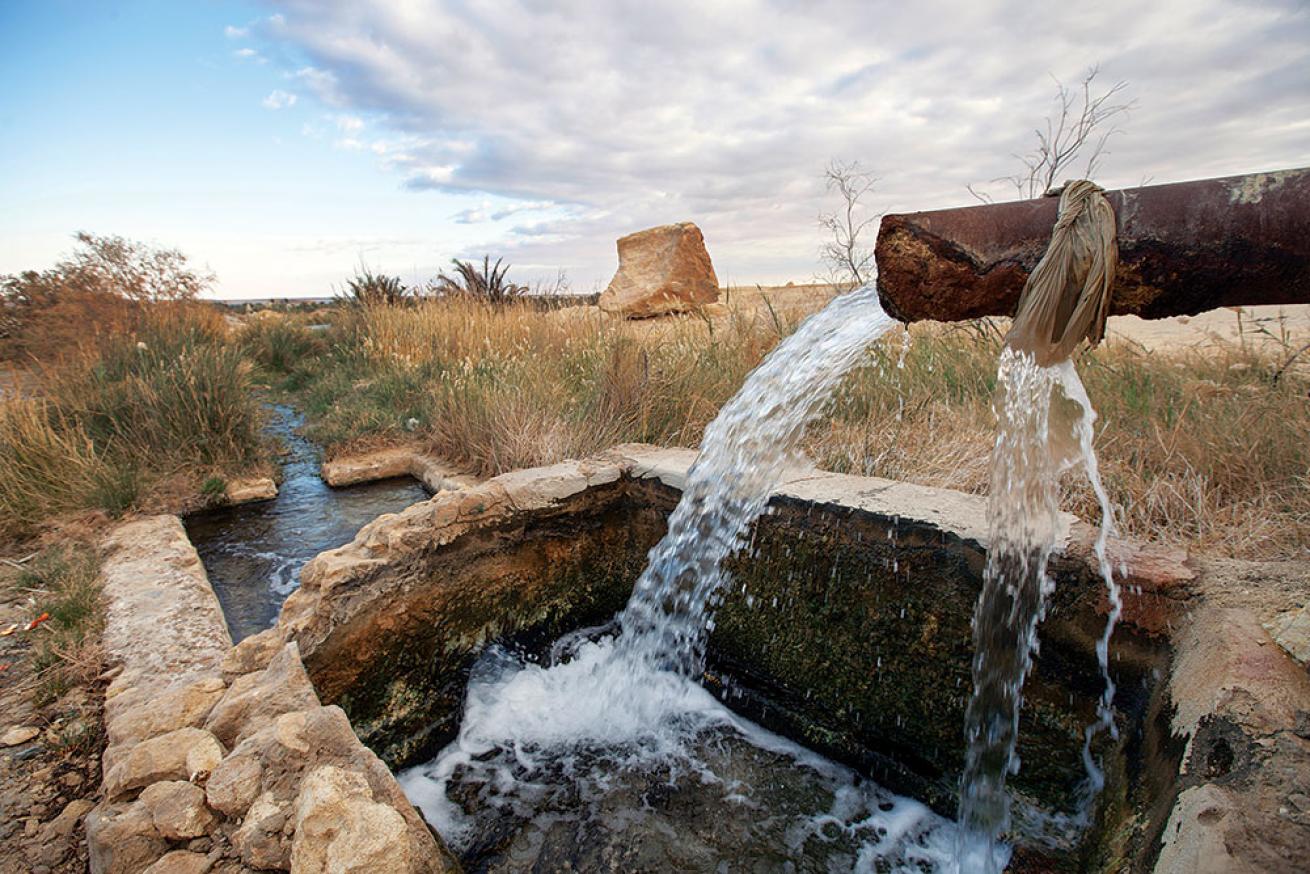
222 476 278 506
87 514 460 874
271 445 1310 870
320 446 478 494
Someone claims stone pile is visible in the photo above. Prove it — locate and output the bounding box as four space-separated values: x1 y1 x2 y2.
86 516 456 874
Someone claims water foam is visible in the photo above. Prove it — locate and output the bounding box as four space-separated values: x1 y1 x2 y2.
400 638 969 871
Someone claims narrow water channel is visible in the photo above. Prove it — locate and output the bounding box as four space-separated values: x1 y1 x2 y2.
186 404 430 642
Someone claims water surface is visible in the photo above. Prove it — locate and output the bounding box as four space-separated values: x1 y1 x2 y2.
186 404 429 641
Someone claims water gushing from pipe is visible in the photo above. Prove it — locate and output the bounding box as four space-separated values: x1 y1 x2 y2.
955 348 1120 872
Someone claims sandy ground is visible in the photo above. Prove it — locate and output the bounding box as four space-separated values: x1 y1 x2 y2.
1105 303 1310 352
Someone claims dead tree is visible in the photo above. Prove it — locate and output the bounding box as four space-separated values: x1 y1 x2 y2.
971 67 1135 203
819 160 880 288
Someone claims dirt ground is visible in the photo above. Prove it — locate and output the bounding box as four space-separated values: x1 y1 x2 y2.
0 563 103 874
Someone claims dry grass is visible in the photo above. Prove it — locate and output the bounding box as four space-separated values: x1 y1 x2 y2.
298 296 797 474
812 320 1310 559
0 306 265 540
284 297 1309 560
2 544 105 710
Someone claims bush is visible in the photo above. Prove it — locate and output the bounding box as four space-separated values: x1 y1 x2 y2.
0 305 264 538
432 257 527 305
342 267 408 307
241 315 327 376
1 233 214 363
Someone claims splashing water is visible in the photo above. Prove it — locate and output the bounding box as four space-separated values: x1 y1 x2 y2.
617 283 895 674
402 285 987 870
955 348 1121 872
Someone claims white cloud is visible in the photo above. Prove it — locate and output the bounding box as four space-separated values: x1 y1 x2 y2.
332 114 365 133
259 0 1310 285
262 90 298 110
223 24 249 38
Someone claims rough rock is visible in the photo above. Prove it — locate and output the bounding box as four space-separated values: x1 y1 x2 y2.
86 801 167 874
204 643 319 748
218 627 283 682
290 765 412 873
598 222 719 318
103 728 225 799
0 725 39 746
139 780 215 840
106 675 226 747
1157 607 1310 872
41 797 96 840
1154 784 1263 873
142 850 214 874
217 705 450 871
1266 605 1310 667
206 752 264 818
232 791 290 869
223 477 277 505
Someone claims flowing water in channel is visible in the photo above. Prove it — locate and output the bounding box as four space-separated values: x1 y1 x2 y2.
186 405 429 641
955 349 1119 873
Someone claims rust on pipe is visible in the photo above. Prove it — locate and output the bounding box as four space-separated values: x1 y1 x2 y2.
874 168 1310 323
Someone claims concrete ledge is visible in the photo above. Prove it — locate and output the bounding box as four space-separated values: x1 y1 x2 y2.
223 476 277 506
100 515 233 727
321 446 477 493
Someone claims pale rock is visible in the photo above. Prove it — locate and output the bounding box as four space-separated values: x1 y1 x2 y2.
1 725 40 746
598 222 719 318
142 850 214 874
103 727 225 799
223 477 277 505
1154 784 1262 874
86 800 167 874
41 797 95 840
291 765 413 874
232 791 290 870
218 627 283 682
1265 605 1310 667
140 780 215 840
204 643 319 747
107 675 226 746
206 753 264 818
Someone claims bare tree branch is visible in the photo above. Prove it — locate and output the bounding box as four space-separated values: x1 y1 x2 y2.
978 66 1135 201
818 159 880 289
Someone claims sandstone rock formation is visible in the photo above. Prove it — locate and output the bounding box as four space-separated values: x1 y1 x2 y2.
598 222 719 318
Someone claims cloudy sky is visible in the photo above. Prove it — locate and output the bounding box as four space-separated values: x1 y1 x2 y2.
2 1 1307 298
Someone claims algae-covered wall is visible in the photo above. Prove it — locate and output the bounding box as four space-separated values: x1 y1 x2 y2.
312 482 662 768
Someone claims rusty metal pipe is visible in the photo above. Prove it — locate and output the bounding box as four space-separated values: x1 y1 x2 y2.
874 168 1310 323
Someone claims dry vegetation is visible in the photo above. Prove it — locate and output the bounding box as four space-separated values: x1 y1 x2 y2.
1 237 266 542
3 233 1305 560
251 294 1308 561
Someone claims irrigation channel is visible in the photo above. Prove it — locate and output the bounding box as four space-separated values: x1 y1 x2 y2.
186 404 428 642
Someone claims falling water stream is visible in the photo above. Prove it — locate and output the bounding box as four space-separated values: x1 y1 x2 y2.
402 284 1119 871
955 349 1120 873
